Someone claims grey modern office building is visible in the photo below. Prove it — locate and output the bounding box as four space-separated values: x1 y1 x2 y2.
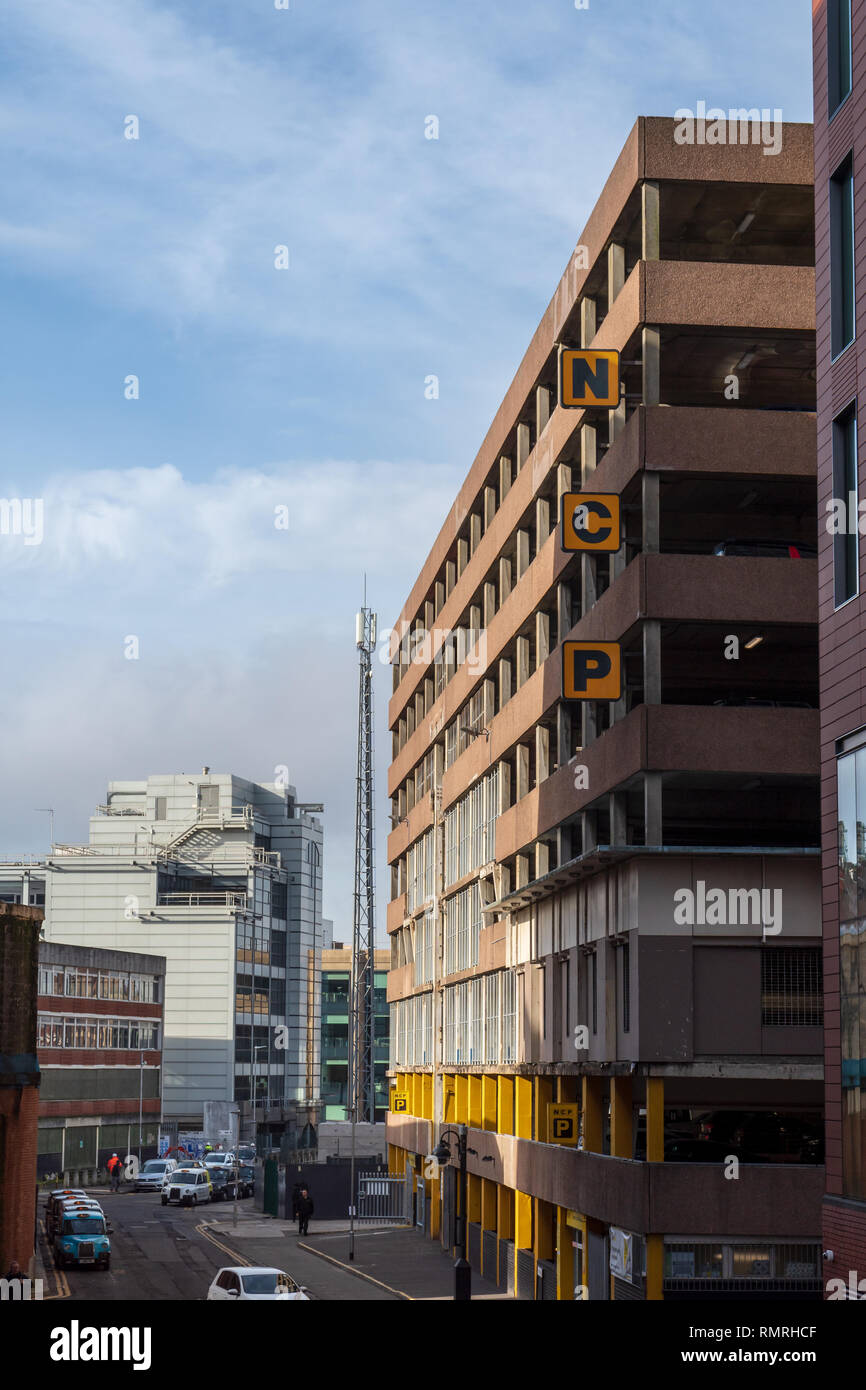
0 771 324 1147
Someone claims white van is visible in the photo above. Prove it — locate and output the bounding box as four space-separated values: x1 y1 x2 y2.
204 1152 236 1169
134 1158 177 1192
162 1168 213 1206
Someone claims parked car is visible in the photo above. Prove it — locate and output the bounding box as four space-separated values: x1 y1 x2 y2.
134 1158 177 1192
206 1267 309 1301
207 1169 239 1202
696 1110 824 1163
162 1168 213 1206
236 1165 255 1198
664 1139 743 1163
45 1189 87 1239
53 1209 112 1271
712 539 817 558
236 1145 256 1164
204 1152 236 1169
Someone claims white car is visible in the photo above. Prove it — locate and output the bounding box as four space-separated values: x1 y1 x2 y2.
204 1152 235 1169
162 1168 213 1206
206 1267 309 1301
134 1158 177 1192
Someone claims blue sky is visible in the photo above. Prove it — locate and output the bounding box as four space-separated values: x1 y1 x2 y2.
0 0 813 933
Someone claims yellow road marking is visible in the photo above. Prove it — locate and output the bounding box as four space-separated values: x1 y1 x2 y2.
194 1223 253 1267
38 1219 70 1299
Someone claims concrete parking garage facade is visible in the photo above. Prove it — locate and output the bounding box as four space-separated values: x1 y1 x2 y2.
386 117 823 1300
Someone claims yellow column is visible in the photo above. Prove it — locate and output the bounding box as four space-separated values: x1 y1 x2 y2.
646 1233 663 1301
443 1073 455 1124
429 1166 441 1239
497 1075 514 1134
454 1073 468 1124
468 1074 482 1129
555 1206 574 1300
515 1189 533 1294
582 1075 603 1152
481 1178 497 1281
534 1198 554 1260
535 1077 553 1142
388 1144 403 1175
467 1172 482 1224
558 1075 579 1104
411 1072 423 1118
646 1077 664 1162
515 1076 532 1139
422 1072 433 1121
610 1076 633 1158
497 1184 514 1240
482 1075 497 1131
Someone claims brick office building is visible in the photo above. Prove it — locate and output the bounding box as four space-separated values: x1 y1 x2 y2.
386 116 824 1299
36 942 165 1179
813 0 866 1292
0 902 41 1275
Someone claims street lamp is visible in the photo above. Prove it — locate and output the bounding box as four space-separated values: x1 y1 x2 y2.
432 1124 491 1302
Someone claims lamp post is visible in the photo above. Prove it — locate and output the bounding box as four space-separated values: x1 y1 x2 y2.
138 1050 144 1168
432 1125 472 1301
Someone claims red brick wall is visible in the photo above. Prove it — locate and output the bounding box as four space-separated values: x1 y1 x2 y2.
0 1086 39 1275
823 1199 866 1294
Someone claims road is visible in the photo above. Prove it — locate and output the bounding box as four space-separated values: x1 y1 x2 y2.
39 1190 397 1302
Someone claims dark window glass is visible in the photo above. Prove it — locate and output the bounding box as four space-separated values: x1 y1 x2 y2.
833 403 858 604
828 0 853 118
831 154 855 358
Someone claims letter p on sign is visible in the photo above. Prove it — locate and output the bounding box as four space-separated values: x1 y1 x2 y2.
562 641 622 701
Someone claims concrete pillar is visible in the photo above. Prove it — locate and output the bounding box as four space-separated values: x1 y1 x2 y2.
535 840 550 879
424 678 433 715
643 326 661 407
580 423 597 485
556 824 573 865
609 393 626 446
424 599 434 632
581 553 596 614
642 472 660 553
445 560 456 597
494 863 511 901
643 619 661 704
469 604 481 641
516 854 530 889
499 455 512 502
434 580 445 615
516 529 530 581
516 635 530 688
516 422 531 472
536 385 550 437
556 703 572 764
607 242 625 310
536 725 550 783
434 742 444 787
581 701 597 750
469 513 482 555
499 555 513 605
557 582 572 643
484 484 497 530
456 537 469 578
483 580 497 628
499 656 512 707
580 297 596 349
535 611 550 669
642 180 660 262
516 744 530 801
556 461 572 507
644 771 663 847
535 496 550 552
609 790 627 845
581 808 598 854
498 761 512 815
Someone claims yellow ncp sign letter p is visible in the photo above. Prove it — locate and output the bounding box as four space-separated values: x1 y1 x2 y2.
562 641 622 701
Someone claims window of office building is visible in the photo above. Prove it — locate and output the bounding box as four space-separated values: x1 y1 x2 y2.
833 403 859 605
837 741 866 1199
828 0 853 118
831 153 855 358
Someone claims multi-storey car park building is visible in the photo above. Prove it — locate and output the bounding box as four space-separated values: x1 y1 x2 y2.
0 772 323 1151
813 0 866 1291
386 117 825 1301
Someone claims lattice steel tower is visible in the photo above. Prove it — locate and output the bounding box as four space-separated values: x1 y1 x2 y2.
350 605 377 1123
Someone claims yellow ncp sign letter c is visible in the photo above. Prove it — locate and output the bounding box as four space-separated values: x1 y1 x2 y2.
561 492 621 552
562 641 622 701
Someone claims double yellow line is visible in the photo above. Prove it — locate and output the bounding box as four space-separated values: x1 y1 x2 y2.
39 1219 70 1299
194 1222 252 1267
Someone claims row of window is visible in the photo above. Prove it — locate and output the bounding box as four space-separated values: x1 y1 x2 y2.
443 882 484 977
38 965 160 1004
407 830 434 914
442 970 518 1066
38 1015 161 1050
444 767 498 888
389 992 434 1067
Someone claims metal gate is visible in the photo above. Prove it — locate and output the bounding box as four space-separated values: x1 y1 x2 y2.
263 1158 279 1217
415 1176 425 1229
356 1173 409 1224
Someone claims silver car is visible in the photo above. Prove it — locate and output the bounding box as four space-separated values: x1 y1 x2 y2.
133 1158 177 1192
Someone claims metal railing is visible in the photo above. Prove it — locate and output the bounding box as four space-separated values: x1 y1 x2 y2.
157 891 248 909
94 805 145 816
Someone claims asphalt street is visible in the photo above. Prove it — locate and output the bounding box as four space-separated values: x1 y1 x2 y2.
38 1189 397 1302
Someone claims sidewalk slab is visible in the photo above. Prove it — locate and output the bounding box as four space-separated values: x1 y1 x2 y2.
299 1226 511 1300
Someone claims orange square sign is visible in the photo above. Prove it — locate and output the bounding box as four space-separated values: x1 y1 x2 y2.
559 349 620 409
562 641 622 701
561 492 621 552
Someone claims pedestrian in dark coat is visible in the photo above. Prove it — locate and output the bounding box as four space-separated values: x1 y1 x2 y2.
296 1188 314 1236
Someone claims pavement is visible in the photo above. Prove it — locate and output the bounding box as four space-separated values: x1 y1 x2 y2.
33 1188 509 1301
